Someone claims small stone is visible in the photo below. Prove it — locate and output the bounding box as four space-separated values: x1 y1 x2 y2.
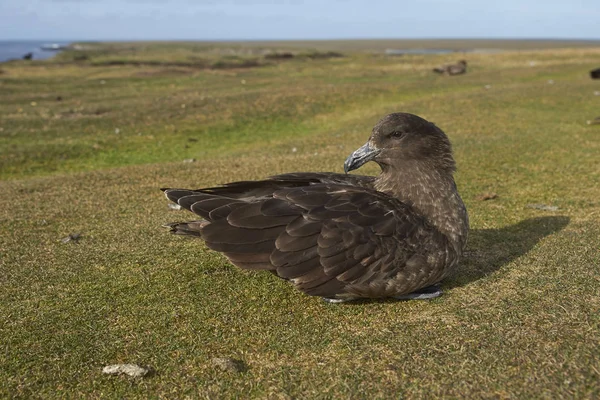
476 192 498 201
484 85 491 89
594 91 600 96
100 80 106 85
114 128 120 134
102 364 150 378
291 147 297 153
241 79 246 84
527 204 559 211
211 357 246 373
61 233 82 243
547 79 554 84
183 158 196 163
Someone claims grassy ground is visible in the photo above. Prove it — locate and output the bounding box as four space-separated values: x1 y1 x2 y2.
1 41 599 398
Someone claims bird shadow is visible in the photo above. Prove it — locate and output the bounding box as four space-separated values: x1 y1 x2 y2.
446 215 570 289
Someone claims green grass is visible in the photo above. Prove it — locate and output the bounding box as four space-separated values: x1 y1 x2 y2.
1 41 599 398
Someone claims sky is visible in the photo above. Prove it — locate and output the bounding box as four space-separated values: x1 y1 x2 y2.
0 0 598 41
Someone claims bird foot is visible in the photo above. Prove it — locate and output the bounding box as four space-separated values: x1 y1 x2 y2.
322 285 443 303
393 285 442 300
322 297 359 304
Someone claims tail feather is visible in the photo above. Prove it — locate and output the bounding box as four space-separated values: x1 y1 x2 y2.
163 189 195 204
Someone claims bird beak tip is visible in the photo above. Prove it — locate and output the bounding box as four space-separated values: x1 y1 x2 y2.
344 142 379 173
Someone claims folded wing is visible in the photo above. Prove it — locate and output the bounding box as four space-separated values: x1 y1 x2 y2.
164 174 438 299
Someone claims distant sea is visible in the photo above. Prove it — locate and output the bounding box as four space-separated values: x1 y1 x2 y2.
0 40 72 62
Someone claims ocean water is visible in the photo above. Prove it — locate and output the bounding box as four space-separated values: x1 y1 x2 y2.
0 40 72 62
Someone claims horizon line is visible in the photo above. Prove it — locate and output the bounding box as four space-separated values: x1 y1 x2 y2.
2 37 600 42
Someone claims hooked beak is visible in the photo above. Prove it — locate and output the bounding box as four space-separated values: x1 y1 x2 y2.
344 142 381 173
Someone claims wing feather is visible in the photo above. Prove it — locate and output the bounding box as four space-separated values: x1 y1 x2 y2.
164 175 435 298
189 197 244 219
275 231 319 252
285 217 322 237
276 255 321 278
227 202 298 228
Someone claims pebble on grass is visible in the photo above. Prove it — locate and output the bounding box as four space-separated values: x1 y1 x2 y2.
61 233 82 243
476 192 498 201
211 357 246 373
183 158 196 163
102 364 151 378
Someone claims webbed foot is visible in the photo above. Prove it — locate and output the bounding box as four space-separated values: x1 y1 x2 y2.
393 285 442 300
322 285 443 303
322 297 359 304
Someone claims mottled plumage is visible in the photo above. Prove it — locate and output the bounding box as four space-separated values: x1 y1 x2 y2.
163 113 468 301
